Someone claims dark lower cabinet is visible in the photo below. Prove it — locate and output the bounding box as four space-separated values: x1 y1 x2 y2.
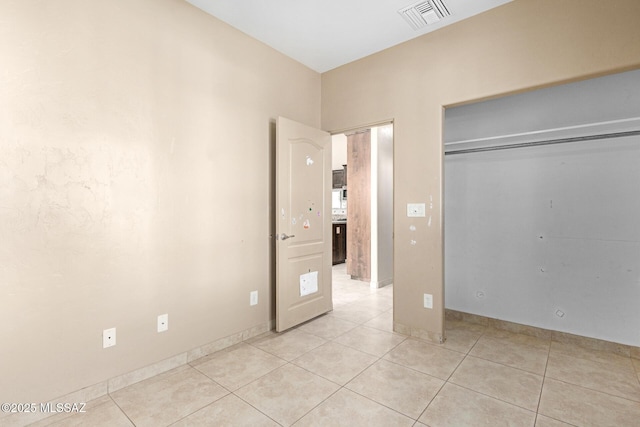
332 223 347 265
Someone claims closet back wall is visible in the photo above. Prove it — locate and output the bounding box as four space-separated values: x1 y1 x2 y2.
444 70 640 346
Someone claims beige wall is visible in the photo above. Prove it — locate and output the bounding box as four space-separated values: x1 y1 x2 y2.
0 0 320 403
321 0 640 342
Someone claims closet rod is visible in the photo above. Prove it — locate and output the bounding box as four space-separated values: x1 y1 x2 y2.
445 130 640 156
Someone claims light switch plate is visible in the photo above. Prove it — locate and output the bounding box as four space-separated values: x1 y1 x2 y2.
250 291 258 306
407 203 426 217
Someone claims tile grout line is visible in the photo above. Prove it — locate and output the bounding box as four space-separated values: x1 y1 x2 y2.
284 319 421 424
288 385 343 426
229 389 285 426
110 366 235 427
227 392 285 426
184 344 287 425
343 335 430 423
349 331 458 423
339 386 421 423
543 348 640 404
541 376 640 405
437 330 546 417
234 295 407 424
217 323 358 425
438 380 539 416
414 372 449 424
532 335 553 425
105 393 137 427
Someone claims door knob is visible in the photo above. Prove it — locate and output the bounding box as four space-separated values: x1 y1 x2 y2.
281 233 295 240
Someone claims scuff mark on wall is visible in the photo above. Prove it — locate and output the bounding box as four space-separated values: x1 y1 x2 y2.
0 142 156 255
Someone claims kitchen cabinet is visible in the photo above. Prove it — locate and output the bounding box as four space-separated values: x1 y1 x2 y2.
332 164 348 188
332 223 347 265
332 169 344 188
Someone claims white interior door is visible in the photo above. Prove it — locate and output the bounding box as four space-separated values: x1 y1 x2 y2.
276 116 332 332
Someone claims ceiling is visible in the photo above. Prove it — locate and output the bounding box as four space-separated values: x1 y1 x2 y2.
186 0 513 73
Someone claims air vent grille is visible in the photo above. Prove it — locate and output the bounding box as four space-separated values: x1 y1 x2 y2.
398 0 451 31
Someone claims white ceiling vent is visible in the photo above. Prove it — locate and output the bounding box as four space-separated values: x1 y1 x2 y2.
398 0 452 30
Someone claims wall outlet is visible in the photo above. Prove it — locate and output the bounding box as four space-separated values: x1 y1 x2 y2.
250 291 258 306
103 328 116 348
157 314 169 332
423 293 433 309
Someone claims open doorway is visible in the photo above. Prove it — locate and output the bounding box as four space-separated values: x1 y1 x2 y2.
329 124 394 324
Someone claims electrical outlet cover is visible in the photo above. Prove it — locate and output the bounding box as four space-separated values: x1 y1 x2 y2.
103 328 116 348
423 293 433 309
157 314 169 332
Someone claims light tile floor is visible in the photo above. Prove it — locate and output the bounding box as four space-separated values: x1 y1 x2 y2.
35 264 640 426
